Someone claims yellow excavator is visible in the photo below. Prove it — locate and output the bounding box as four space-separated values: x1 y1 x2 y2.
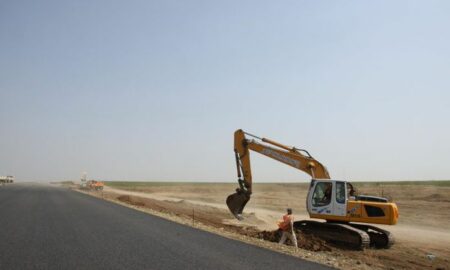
227 129 398 249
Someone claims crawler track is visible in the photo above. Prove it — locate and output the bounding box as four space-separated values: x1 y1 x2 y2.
294 220 393 250
349 224 394 248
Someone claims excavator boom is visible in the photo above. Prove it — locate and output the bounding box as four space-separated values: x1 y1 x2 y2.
227 129 330 219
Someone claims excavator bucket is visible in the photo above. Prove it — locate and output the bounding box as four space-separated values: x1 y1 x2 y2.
226 191 250 220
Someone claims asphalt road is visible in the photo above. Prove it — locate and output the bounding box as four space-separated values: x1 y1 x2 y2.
0 184 332 270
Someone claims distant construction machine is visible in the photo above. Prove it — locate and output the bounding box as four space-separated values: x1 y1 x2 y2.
79 172 104 191
86 180 104 191
0 175 14 184
226 129 398 249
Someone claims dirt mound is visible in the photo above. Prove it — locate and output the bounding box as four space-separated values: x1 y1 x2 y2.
115 193 251 232
117 195 146 206
250 229 332 252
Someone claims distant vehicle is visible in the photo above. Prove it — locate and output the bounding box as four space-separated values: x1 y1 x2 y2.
86 180 104 191
0 175 14 184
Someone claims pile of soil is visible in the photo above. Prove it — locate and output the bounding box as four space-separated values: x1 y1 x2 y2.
250 229 332 251
117 195 146 206
115 194 254 234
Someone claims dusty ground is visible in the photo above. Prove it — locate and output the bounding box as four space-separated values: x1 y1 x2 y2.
75 181 450 270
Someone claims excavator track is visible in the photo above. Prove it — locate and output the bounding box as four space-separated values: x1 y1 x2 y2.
349 224 394 248
294 220 370 250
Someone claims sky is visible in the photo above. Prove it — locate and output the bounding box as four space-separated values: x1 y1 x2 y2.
1 1 449 182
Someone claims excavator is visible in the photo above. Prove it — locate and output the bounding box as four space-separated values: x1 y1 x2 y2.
226 129 398 249
86 180 104 191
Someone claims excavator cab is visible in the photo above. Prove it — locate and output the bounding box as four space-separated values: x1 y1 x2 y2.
306 179 398 225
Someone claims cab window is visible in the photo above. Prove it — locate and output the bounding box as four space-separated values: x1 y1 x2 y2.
336 182 346 204
312 182 332 207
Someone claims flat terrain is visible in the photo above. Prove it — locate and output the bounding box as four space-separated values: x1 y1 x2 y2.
0 183 331 270
98 181 450 270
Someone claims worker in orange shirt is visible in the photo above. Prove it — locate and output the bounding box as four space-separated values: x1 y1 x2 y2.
278 208 298 248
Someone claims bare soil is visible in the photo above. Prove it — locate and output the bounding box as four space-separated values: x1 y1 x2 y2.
77 182 450 270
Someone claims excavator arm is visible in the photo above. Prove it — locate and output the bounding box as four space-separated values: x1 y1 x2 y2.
227 129 330 219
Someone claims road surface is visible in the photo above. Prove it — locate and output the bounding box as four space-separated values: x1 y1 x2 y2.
0 184 332 270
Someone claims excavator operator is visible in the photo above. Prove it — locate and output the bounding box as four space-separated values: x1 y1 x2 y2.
278 208 298 248
347 182 356 200
321 183 332 205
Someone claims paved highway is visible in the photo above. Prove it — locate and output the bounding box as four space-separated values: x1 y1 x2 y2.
0 184 332 270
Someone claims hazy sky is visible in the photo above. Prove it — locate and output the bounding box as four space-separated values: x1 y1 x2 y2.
1 1 449 182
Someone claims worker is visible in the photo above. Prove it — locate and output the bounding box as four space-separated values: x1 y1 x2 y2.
278 208 298 248
321 184 332 204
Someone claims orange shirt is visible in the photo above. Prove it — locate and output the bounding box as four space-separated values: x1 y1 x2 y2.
278 214 294 231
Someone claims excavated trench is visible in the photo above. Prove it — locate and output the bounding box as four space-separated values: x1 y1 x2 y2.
248 230 332 251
